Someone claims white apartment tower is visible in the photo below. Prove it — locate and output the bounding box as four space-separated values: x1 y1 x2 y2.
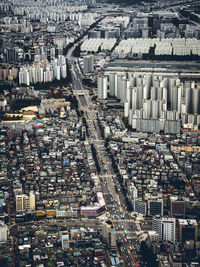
29 191 36 211
98 75 108 99
83 55 93 74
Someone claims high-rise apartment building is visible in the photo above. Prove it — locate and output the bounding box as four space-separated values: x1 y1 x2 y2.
98 72 200 133
98 75 107 99
19 56 67 85
83 55 93 74
29 191 36 211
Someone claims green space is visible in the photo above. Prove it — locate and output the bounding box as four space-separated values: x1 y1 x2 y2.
82 78 97 88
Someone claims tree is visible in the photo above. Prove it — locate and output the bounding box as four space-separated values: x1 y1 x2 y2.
10 98 40 112
106 220 112 225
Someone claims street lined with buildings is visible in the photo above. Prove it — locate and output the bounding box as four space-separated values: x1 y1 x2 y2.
0 0 200 266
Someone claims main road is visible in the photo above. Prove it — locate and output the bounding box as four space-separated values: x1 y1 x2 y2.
66 38 141 266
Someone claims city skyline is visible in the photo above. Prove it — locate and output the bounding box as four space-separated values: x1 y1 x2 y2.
0 0 199 267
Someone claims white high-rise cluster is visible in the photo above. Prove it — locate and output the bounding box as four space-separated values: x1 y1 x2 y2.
112 16 130 28
98 72 200 133
19 56 67 85
81 38 117 52
14 4 87 20
115 39 155 55
70 12 97 27
114 38 200 57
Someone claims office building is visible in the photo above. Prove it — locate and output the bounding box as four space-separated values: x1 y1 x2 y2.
16 192 35 212
0 222 8 242
127 183 138 210
135 199 147 216
170 197 185 217
178 219 198 242
148 199 163 216
16 194 30 211
153 216 176 243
